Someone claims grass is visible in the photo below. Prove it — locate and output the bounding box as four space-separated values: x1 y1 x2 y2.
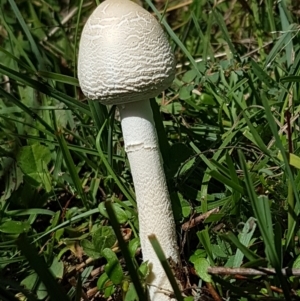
0 0 300 300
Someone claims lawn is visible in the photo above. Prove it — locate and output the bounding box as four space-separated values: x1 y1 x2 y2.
0 0 300 300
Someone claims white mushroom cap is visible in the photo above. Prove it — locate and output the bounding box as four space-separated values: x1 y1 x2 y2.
78 0 175 105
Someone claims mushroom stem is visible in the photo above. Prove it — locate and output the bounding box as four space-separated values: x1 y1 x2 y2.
119 99 179 300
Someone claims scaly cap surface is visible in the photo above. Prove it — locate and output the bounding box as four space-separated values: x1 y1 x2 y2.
78 0 175 105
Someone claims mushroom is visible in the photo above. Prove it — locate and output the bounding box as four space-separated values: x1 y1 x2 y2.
77 0 180 300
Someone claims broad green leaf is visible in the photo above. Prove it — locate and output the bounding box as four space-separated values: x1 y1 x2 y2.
180 196 191 218
177 157 196 177
211 245 227 259
21 273 48 300
0 220 30 234
293 255 300 269
97 272 115 298
164 102 183 115
50 257 64 279
189 249 207 264
16 144 52 192
128 237 140 258
182 69 198 83
139 261 150 279
82 227 115 259
97 272 110 290
102 248 123 285
81 239 100 259
233 217 257 268
0 157 23 201
17 144 51 171
193 258 212 283
93 226 116 255
124 282 138 301
98 203 128 224
204 213 224 223
198 93 216 105
278 152 300 170
179 85 193 100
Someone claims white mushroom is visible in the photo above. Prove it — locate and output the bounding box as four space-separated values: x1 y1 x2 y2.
78 0 180 300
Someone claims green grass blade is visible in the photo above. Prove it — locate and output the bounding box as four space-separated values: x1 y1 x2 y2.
266 0 276 33
0 285 20 301
74 0 84 76
209 170 244 194
105 201 146 301
280 75 300 83
278 50 300 107
53 109 89 209
0 12 36 70
88 100 108 150
37 71 79 86
16 234 70 301
75 273 82 301
238 150 291 300
55 129 89 209
151 99 171 170
0 46 32 70
95 115 135 207
144 0 202 76
250 59 278 89
0 64 91 116
7 0 44 70
0 279 40 301
0 87 54 134
212 7 237 59
107 107 115 167
225 153 242 215
32 208 99 243
5 209 54 216
232 217 257 267
242 110 270 155
278 0 293 66
220 231 262 263
197 228 214 265
264 23 297 68
148 235 184 301
261 92 300 248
